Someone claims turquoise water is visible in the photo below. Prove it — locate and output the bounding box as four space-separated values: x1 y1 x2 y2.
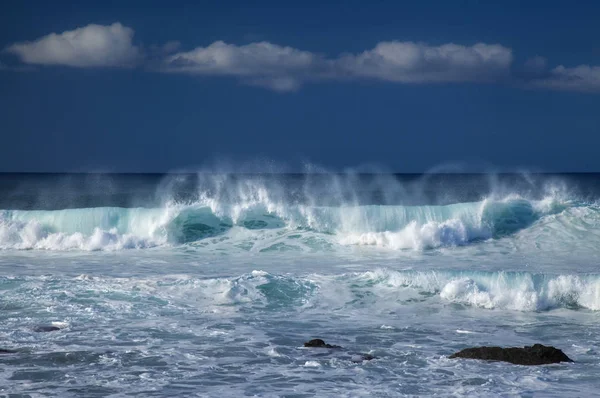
1 173 599 396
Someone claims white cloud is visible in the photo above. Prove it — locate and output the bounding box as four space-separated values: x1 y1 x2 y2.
165 41 317 74
164 41 320 90
163 40 512 90
6 23 141 68
531 64 600 93
337 42 513 83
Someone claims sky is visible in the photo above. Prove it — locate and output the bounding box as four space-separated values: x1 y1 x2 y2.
0 0 599 173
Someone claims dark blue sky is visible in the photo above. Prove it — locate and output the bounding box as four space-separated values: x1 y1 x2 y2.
1 0 599 172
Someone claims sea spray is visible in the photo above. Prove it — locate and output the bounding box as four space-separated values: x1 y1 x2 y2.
0 195 580 250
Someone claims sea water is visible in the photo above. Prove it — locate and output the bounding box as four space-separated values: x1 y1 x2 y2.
0 172 599 397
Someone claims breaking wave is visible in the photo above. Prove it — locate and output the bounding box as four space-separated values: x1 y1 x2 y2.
0 193 590 251
327 268 600 311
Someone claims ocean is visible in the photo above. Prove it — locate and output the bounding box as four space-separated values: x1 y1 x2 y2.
1 172 599 397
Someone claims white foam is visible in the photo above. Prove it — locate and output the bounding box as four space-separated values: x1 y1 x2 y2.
267 347 281 357
339 269 600 312
303 360 321 367
0 216 160 251
338 218 482 250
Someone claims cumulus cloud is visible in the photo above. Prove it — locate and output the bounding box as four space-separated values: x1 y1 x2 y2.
163 41 322 91
530 64 600 93
5 23 141 67
337 41 513 83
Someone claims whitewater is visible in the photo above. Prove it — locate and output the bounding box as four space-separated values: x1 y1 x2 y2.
1 172 600 396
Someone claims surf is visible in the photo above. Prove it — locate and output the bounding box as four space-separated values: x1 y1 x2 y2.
0 193 587 251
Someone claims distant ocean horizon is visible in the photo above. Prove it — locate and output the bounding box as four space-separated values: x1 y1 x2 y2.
1 170 599 396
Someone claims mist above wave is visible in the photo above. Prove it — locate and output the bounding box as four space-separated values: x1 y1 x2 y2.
0 169 595 251
1 167 593 210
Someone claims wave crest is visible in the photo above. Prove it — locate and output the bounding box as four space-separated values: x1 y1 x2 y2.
0 194 586 251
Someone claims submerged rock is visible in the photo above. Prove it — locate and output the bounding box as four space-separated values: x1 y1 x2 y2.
33 326 61 333
303 339 375 363
304 339 342 349
351 353 376 363
449 344 573 365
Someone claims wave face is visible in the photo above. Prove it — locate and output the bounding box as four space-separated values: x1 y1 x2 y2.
0 172 596 251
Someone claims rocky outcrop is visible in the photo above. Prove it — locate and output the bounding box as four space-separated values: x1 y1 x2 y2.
449 344 573 365
304 339 342 349
33 326 61 333
0 349 16 354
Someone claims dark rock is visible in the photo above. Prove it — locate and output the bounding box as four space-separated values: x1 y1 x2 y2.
33 326 61 333
0 349 16 354
449 344 573 365
304 339 342 349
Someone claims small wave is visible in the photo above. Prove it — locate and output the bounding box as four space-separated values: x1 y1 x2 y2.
340 269 600 311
